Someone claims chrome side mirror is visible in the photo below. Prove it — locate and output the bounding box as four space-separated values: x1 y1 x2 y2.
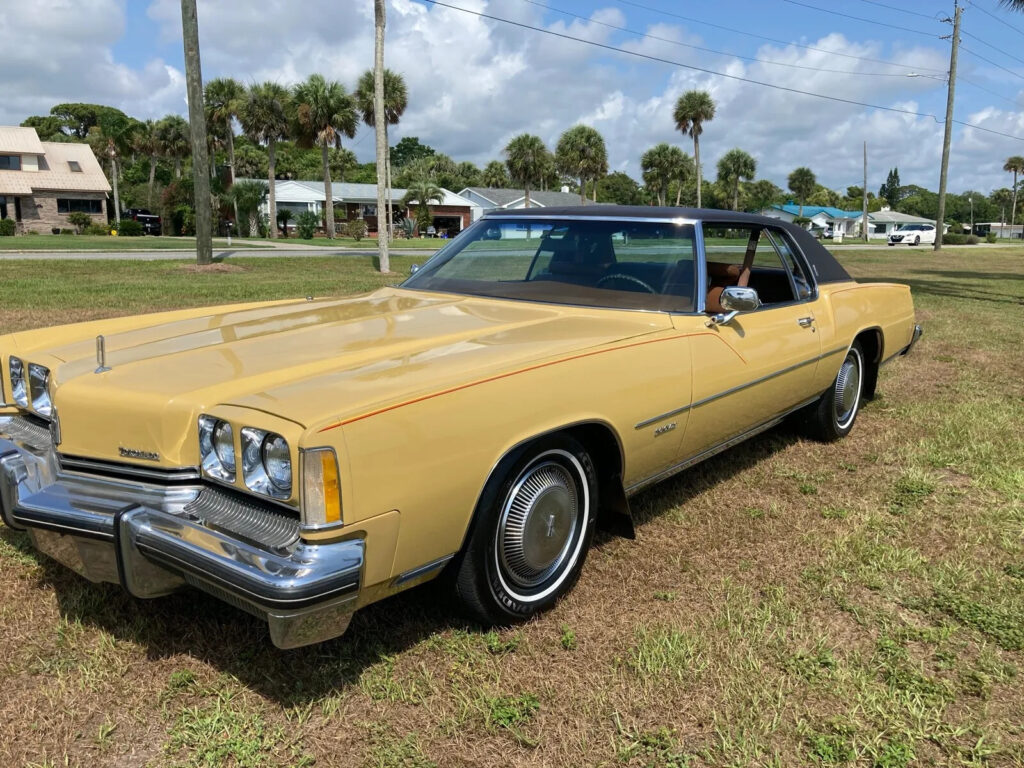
720 286 761 313
409 264 421 275
708 286 761 326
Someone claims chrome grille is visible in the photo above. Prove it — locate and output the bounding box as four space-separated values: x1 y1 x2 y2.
182 574 265 619
59 455 201 483
184 488 300 552
0 416 52 451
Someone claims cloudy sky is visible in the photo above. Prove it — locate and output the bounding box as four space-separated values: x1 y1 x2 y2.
3 0 1024 195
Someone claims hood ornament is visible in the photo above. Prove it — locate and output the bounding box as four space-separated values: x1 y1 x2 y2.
95 335 111 373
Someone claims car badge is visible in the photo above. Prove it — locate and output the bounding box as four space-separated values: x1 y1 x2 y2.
119 446 160 462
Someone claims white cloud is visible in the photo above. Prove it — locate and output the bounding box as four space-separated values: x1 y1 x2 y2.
2 0 1022 194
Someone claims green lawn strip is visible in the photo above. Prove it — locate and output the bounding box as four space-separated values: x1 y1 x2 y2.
0 234 269 251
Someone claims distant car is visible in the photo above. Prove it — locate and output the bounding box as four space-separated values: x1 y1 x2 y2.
888 223 935 246
123 208 162 235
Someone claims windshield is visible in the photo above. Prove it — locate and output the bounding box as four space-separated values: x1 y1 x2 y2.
401 217 698 312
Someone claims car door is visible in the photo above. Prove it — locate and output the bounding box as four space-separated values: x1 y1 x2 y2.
673 223 822 459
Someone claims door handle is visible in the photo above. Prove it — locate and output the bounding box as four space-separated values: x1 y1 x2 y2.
797 316 814 328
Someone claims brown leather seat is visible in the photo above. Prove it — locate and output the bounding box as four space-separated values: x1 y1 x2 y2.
705 262 741 313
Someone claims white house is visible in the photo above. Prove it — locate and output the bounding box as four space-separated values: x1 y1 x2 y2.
760 204 863 237
458 187 599 221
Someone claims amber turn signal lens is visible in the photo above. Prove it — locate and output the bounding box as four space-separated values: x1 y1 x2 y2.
301 448 342 526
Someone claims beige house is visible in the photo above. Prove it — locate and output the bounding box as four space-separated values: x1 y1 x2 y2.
0 126 111 233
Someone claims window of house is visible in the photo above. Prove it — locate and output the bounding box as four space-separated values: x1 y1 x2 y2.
0 155 22 171
0 196 7 220
37 156 49 170
67 160 82 172
57 198 103 214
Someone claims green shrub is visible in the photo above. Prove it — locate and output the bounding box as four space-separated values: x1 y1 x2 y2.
986 232 998 243
966 234 980 244
296 210 319 240
85 223 111 236
0 219 16 236
345 218 368 241
59 228 76 235
66 211 92 234
117 219 144 237
942 233 966 245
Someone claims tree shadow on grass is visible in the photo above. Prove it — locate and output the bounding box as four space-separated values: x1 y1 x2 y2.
5 418 807 707
863 274 1024 306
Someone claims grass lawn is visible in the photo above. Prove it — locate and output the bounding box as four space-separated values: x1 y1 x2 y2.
1 249 1023 766
0 234 270 251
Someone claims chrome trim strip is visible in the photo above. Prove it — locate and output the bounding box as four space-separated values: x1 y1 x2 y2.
634 345 847 429
482 214 700 225
694 220 708 313
59 454 202 483
394 553 455 586
626 394 822 495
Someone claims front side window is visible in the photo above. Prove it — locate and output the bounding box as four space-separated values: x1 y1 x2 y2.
703 224 812 308
403 218 697 312
0 155 21 171
57 198 103 214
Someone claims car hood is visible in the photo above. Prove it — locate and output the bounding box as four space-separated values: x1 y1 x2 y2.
23 288 670 463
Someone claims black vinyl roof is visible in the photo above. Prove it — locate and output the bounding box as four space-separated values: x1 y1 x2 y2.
483 205 853 284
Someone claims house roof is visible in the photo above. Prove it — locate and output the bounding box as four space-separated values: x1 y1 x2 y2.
460 187 599 208
245 179 475 208
31 141 111 192
867 210 935 224
0 126 46 155
772 204 860 219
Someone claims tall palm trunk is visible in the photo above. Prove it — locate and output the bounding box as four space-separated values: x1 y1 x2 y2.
592 178 597 203
110 154 121 224
147 156 157 207
181 0 212 264
579 175 586 205
733 182 739 211
267 141 278 239
674 184 681 206
373 0 390 272
1012 170 1019 230
226 121 239 228
693 134 702 208
322 142 335 238
524 183 531 208
175 158 182 178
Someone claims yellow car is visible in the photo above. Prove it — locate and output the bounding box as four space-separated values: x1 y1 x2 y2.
0 208 920 648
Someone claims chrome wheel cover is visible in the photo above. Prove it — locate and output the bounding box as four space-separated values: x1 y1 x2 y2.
497 459 581 590
833 350 862 429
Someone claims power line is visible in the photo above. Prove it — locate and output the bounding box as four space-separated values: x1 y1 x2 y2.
855 0 942 21
421 0 1024 142
519 0 933 78
960 27 1024 66
781 0 941 37
610 0 949 74
965 0 1024 39
959 43 1024 81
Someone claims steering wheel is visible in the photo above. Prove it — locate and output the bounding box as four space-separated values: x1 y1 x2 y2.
596 273 657 294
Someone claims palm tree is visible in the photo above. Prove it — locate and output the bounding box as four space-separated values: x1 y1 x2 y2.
93 113 141 224
1003 155 1024 229
746 179 784 214
240 82 291 239
293 74 358 238
355 67 408 241
228 179 268 237
788 167 817 218
716 149 757 211
401 179 444 234
156 115 190 179
673 90 716 208
482 160 510 188
641 143 691 206
504 134 549 207
555 125 609 203
205 77 245 225
133 119 162 208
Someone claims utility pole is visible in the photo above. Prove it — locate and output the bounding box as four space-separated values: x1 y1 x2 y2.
934 0 961 252
180 0 212 265
373 0 390 274
862 141 869 242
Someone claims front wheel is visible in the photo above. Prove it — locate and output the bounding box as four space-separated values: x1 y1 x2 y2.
913 235 920 245
453 435 598 625
802 342 865 442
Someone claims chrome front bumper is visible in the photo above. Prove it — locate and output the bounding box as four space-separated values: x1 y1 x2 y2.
0 416 363 648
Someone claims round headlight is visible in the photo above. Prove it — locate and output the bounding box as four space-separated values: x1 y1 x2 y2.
261 434 291 492
9 357 27 407
28 363 52 417
213 421 235 472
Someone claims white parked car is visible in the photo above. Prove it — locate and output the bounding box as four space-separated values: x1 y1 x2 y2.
888 223 936 246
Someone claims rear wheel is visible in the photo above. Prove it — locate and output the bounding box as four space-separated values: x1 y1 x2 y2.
454 434 598 625
803 342 865 442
